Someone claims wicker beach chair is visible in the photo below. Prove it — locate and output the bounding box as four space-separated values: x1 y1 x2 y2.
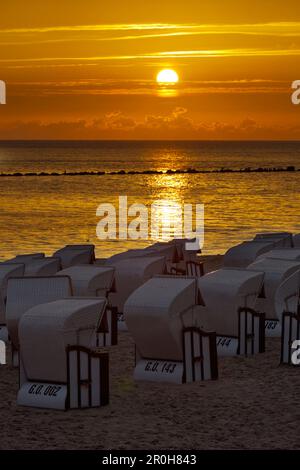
18 298 109 410
124 276 218 384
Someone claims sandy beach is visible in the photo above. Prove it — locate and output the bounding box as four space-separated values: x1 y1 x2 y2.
0 335 299 450
0 254 299 450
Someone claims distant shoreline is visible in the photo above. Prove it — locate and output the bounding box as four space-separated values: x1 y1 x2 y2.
0 166 298 178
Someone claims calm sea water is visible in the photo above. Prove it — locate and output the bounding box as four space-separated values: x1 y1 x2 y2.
0 140 299 259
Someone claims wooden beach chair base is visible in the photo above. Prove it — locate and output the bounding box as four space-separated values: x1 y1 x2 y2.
216 309 265 356
17 346 109 410
237 307 265 355
134 328 218 384
97 306 118 346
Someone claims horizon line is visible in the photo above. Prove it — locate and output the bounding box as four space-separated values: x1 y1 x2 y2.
0 139 300 143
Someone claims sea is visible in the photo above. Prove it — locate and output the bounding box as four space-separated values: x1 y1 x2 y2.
0 140 299 260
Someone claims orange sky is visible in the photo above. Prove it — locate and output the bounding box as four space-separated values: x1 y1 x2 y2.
0 0 300 139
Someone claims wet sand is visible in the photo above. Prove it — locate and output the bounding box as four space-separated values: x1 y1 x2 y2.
0 255 299 450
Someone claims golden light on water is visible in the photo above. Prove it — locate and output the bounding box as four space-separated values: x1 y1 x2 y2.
151 199 183 241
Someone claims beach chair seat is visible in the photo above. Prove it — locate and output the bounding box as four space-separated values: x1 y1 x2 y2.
57 265 117 345
223 240 274 268
24 257 61 276
106 255 166 331
124 276 218 383
53 245 94 269
0 263 25 342
6 276 72 364
197 268 265 356
18 298 109 410
247 258 300 337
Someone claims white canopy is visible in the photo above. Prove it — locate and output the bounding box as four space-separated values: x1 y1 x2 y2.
106 248 154 264
53 246 94 268
254 232 293 247
0 263 24 324
124 276 197 361
247 258 300 319
107 256 166 313
19 297 107 383
7 253 44 265
25 257 61 276
196 268 264 336
145 242 177 262
57 265 115 296
6 276 72 348
274 272 300 320
257 249 300 262
293 234 300 248
223 241 274 267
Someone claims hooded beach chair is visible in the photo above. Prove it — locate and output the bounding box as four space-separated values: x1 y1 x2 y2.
106 255 166 330
223 240 275 268
124 276 218 384
277 272 300 365
17 298 109 410
196 268 265 356
6 276 72 365
247 258 300 337
24 257 61 276
53 244 95 269
0 263 25 342
56 265 117 345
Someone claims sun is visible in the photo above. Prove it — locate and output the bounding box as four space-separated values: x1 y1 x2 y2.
156 69 179 85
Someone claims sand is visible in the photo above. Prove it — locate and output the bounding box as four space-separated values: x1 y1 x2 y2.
0 255 299 450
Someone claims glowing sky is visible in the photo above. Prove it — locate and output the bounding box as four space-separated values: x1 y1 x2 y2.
0 0 300 139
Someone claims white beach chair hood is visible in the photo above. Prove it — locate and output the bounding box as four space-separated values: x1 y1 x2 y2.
107 256 166 313
254 232 293 248
247 258 300 319
196 268 264 336
24 257 61 276
19 297 107 384
257 249 300 262
274 271 300 321
0 263 24 324
53 245 94 269
124 276 197 361
6 276 72 349
57 265 115 297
